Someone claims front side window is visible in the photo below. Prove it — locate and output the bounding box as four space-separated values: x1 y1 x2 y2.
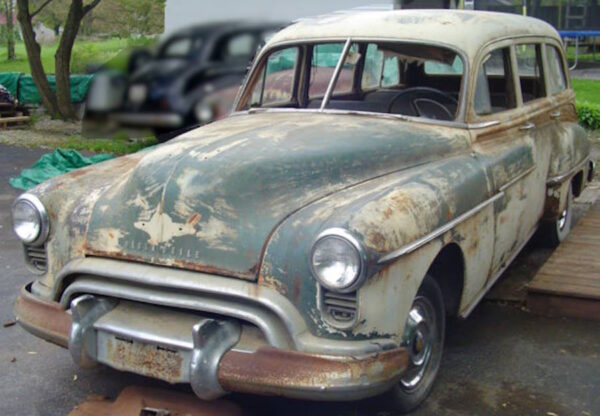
245 47 299 108
546 45 567 95
239 41 464 122
515 44 545 103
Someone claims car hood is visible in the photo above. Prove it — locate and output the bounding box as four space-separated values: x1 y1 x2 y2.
84 111 470 280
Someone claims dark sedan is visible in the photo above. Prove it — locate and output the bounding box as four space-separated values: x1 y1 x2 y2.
85 21 286 140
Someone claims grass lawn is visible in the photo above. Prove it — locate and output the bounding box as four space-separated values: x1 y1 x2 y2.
0 37 151 74
566 45 600 64
572 79 600 105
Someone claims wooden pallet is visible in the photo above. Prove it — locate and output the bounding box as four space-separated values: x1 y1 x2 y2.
0 115 30 128
527 200 600 320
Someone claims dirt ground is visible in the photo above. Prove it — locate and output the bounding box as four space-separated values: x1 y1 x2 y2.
1 135 599 416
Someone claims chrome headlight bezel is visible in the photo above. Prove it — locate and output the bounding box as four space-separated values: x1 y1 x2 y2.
310 228 368 293
11 194 49 246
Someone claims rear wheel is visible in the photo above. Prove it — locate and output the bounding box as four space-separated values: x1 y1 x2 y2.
541 183 573 247
384 275 445 413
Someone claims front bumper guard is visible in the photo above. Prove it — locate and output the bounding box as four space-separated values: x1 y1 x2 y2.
14 284 408 401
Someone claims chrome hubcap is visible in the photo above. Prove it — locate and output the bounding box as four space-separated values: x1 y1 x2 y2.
400 297 435 391
558 207 568 231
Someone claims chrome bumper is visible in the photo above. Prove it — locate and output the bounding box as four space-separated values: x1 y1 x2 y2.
14 284 408 401
109 112 183 128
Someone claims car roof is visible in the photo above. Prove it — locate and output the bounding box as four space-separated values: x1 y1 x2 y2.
166 20 287 41
266 10 559 57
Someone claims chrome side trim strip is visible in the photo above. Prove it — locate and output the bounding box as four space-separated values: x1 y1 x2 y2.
378 192 504 264
467 120 501 129
499 165 536 192
320 38 352 112
547 157 589 185
460 224 538 318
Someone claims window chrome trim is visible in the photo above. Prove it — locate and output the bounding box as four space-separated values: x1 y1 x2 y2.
320 38 352 111
12 193 50 247
547 157 589 185
378 192 504 264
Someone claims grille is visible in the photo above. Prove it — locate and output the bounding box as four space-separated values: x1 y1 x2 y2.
24 244 47 273
321 289 358 326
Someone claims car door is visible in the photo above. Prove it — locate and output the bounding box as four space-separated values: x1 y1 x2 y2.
468 40 550 279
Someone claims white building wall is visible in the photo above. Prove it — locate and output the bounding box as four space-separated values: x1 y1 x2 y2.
165 0 393 34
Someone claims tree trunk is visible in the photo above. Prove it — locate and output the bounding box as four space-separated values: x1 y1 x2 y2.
54 0 82 120
16 0 60 117
55 0 100 120
4 0 15 60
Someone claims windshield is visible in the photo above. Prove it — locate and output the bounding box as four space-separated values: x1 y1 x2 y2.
238 40 464 122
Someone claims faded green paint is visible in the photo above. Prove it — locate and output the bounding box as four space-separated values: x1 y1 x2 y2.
81 112 469 280
260 153 492 339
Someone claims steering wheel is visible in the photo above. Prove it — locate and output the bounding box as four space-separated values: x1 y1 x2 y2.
387 87 458 121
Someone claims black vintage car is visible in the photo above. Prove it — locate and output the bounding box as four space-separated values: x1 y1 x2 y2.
85 21 286 140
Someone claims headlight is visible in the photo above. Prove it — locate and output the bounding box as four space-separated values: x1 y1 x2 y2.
128 84 147 105
310 228 367 292
11 194 49 245
194 101 215 124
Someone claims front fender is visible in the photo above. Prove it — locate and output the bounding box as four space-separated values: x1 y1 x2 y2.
259 153 492 341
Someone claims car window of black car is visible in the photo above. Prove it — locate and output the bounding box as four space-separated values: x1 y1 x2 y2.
160 36 203 59
213 32 258 62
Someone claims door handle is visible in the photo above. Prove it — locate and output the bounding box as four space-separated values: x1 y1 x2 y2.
519 122 535 131
550 110 561 119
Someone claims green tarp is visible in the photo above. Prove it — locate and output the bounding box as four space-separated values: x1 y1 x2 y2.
0 72 94 105
9 149 114 191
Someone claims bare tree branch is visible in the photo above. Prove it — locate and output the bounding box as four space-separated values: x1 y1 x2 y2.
30 0 54 19
82 0 100 16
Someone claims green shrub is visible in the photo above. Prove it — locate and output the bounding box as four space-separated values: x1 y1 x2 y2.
577 101 600 131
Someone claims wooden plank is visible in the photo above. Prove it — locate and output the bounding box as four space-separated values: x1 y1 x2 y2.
528 281 600 299
527 292 600 321
533 272 600 286
535 265 600 280
527 199 600 319
0 116 30 128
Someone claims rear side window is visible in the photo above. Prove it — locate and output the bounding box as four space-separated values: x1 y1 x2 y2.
515 44 545 103
546 45 567 95
474 48 516 115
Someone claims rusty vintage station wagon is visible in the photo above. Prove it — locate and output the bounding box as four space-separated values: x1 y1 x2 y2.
12 10 595 412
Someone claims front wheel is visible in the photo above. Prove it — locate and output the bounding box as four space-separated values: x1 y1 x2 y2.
384 274 445 413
